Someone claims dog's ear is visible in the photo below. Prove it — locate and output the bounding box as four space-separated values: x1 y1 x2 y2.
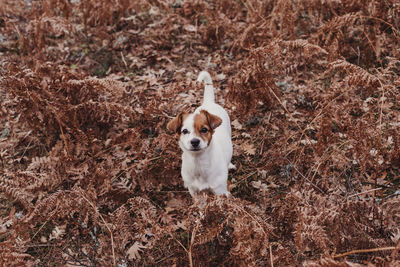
167 112 187 133
201 110 222 130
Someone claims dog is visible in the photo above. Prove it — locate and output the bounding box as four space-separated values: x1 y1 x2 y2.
167 71 235 197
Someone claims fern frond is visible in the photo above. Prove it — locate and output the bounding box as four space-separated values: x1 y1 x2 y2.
280 39 328 55
0 175 34 209
329 59 381 89
316 12 362 44
27 156 59 171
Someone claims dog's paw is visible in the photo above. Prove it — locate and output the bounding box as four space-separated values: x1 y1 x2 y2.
228 163 236 170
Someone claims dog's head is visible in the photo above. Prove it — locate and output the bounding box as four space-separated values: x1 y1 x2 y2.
167 110 222 153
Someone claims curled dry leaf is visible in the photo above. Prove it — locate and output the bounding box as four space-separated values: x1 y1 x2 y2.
231 119 243 130
49 225 66 241
183 24 197 32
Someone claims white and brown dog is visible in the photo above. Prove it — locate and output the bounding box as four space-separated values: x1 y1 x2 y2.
167 71 235 196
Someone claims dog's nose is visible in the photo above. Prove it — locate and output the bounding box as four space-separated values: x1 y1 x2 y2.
191 138 200 148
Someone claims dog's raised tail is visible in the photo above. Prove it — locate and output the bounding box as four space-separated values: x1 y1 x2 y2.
197 71 215 104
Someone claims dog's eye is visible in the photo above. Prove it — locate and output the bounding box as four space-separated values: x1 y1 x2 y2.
200 127 208 133
182 129 189 134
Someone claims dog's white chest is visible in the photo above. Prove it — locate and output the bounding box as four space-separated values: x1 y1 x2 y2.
182 153 210 180
181 153 215 191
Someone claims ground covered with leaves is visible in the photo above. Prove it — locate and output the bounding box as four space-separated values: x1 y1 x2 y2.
0 0 400 266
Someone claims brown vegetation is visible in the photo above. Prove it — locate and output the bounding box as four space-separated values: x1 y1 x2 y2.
0 0 399 266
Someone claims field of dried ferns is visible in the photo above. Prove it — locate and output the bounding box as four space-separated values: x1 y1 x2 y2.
0 0 399 266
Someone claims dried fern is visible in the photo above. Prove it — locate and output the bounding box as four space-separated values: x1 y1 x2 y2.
0 175 34 209
0 0 399 265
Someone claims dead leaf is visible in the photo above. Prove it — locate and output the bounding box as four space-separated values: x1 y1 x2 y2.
183 24 196 32
231 119 243 130
165 206 175 214
49 225 66 241
242 142 256 155
127 241 146 261
160 213 173 224
241 132 251 138
175 220 187 231
251 180 268 191
215 73 226 81
166 198 185 211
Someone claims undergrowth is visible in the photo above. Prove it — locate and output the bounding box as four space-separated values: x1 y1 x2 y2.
0 0 399 266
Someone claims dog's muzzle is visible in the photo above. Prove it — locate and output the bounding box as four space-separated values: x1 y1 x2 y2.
190 138 201 150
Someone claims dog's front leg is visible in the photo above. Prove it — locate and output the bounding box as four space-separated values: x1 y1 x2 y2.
212 183 230 197
187 186 196 197
183 180 196 196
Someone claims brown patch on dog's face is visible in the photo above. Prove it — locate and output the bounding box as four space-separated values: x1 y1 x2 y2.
167 112 188 139
193 110 222 145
